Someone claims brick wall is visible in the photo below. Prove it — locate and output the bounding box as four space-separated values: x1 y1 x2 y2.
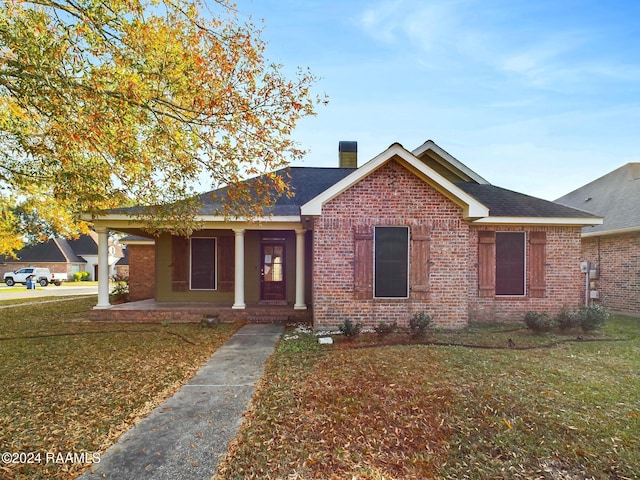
468 226 584 322
313 160 470 329
128 245 156 301
312 159 588 330
116 264 129 278
581 233 640 316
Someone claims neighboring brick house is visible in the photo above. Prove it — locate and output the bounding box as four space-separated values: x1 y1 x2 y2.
0 232 123 281
86 140 601 327
115 248 129 278
556 163 640 316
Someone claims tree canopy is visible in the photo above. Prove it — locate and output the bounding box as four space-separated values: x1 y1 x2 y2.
0 0 323 255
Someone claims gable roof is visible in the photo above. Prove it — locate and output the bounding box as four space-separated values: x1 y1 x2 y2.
300 142 601 225
0 233 123 264
55 239 85 263
1 237 84 264
88 139 602 228
301 143 490 219
66 231 99 255
555 163 640 236
412 140 490 185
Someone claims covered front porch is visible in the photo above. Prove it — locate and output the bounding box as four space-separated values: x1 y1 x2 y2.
92 220 313 321
89 298 312 324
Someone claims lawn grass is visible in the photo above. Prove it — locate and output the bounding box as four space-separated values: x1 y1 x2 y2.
0 297 240 479
217 316 640 480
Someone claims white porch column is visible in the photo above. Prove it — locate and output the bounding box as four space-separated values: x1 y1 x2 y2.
232 228 246 309
294 228 307 310
95 227 111 309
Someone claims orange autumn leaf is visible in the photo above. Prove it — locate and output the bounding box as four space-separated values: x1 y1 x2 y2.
0 0 326 255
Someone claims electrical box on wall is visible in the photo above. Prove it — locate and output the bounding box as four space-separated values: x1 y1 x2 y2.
590 290 600 299
589 264 600 280
580 261 591 273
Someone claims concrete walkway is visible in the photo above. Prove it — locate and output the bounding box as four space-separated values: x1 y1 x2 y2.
78 323 284 480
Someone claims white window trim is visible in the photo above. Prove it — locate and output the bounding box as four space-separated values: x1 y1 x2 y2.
495 231 526 297
189 237 218 291
373 226 410 299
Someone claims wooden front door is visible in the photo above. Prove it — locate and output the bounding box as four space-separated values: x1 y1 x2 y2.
261 242 286 301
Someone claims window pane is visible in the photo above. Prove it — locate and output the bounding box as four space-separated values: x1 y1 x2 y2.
191 238 216 290
263 245 283 282
495 232 525 295
374 227 408 297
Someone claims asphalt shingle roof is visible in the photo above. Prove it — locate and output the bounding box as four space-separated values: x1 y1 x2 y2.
196 166 599 219
107 164 599 221
456 182 599 218
8 241 68 263
56 239 84 263
66 231 99 255
1 238 85 264
555 163 640 234
194 167 355 216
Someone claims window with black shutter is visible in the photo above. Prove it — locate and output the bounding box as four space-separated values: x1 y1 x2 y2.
190 238 217 290
495 232 525 296
374 226 409 298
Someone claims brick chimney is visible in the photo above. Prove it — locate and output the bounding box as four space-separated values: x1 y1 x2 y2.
338 141 357 168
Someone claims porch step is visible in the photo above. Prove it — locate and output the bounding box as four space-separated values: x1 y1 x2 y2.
88 300 312 324
247 311 306 324
246 306 312 324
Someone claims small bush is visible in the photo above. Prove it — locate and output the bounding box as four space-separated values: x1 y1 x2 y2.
524 311 555 333
409 312 433 338
73 271 91 282
555 307 580 331
375 321 397 338
338 318 362 338
577 304 609 332
110 274 130 303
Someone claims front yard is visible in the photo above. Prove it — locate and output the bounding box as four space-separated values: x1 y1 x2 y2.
1 297 638 480
217 316 640 479
0 297 240 479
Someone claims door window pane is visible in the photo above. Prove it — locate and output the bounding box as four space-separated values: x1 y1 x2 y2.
263 246 283 282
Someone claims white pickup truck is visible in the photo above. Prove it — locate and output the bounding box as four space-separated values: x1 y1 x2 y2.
3 267 67 286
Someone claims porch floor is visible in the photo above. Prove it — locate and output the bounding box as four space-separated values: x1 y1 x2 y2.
89 298 312 324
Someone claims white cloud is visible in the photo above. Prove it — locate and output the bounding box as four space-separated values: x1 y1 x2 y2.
358 0 460 51
355 1 640 92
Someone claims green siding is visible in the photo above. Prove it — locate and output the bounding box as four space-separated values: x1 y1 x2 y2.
156 231 234 303
155 229 298 304
245 232 261 303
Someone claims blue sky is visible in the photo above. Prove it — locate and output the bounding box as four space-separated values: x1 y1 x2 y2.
234 0 640 200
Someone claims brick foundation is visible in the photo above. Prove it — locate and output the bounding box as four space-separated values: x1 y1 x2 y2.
89 301 312 324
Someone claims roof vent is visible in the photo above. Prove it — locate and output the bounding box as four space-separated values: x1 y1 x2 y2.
338 141 357 168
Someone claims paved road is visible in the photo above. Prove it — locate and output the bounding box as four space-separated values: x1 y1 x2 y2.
0 284 98 300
